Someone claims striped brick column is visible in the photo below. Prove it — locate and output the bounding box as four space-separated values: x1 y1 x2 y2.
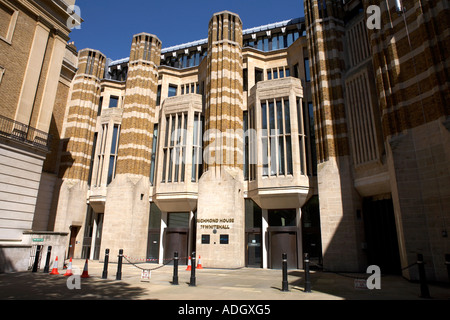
115 33 161 178
100 33 161 262
52 49 105 241
59 49 106 181
196 11 245 268
304 0 365 272
204 11 244 174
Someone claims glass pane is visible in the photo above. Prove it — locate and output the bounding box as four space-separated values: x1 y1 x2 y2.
110 125 119 154
193 113 199 145
286 135 293 174
168 212 189 227
162 150 167 182
287 33 294 46
150 124 158 184
181 147 185 182
278 136 285 175
304 58 310 81
164 117 170 147
273 69 278 79
269 101 275 132
261 102 267 131
268 209 296 226
107 156 115 185
267 70 272 80
168 85 177 97
170 115 175 146
109 96 118 108
262 138 268 176
168 149 173 182
270 136 276 176
280 68 284 78
192 148 197 182
276 100 283 134
174 147 179 182
272 35 278 50
284 99 290 134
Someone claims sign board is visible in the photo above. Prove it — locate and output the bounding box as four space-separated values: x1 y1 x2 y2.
141 270 151 282
32 238 44 242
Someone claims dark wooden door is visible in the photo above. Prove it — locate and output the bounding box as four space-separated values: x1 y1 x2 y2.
164 228 188 265
269 227 297 269
68 226 80 259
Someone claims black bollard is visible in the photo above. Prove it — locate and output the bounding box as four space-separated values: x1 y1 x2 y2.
189 251 196 287
43 246 52 273
116 249 123 281
102 248 110 279
417 254 430 298
281 253 289 292
32 245 42 272
173 251 179 285
445 254 450 283
304 253 312 293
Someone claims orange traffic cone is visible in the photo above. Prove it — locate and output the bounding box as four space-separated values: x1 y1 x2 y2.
196 256 204 269
64 257 73 276
186 256 191 271
81 259 90 278
49 256 59 275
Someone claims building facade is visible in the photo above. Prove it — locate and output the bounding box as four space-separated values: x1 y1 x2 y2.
0 0 78 272
0 0 448 283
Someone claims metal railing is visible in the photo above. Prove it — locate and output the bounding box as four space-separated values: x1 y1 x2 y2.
0 114 52 151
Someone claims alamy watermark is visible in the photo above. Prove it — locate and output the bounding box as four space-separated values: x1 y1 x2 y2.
66 266 81 290
66 5 82 30
366 5 381 30
355 265 381 290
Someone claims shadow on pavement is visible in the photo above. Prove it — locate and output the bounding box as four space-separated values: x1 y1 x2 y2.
0 272 150 300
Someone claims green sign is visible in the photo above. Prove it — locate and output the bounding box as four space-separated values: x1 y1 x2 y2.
32 238 44 242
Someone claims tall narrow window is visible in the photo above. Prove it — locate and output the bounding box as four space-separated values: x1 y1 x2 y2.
149 124 158 185
88 133 98 187
243 68 248 92
163 113 187 183
109 96 119 108
156 85 161 106
261 98 292 177
261 102 269 176
97 97 103 116
243 111 249 180
96 124 108 186
168 84 177 97
162 117 169 183
192 112 203 182
304 58 310 82
107 124 120 185
255 68 263 84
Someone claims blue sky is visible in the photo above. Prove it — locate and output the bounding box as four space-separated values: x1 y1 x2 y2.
70 0 305 61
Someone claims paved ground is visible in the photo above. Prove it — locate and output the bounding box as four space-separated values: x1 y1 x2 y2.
0 259 449 301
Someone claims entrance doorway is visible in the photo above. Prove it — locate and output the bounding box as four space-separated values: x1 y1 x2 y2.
245 199 262 267
164 228 189 265
269 227 297 269
363 198 401 274
246 231 262 267
68 226 80 259
268 209 298 269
